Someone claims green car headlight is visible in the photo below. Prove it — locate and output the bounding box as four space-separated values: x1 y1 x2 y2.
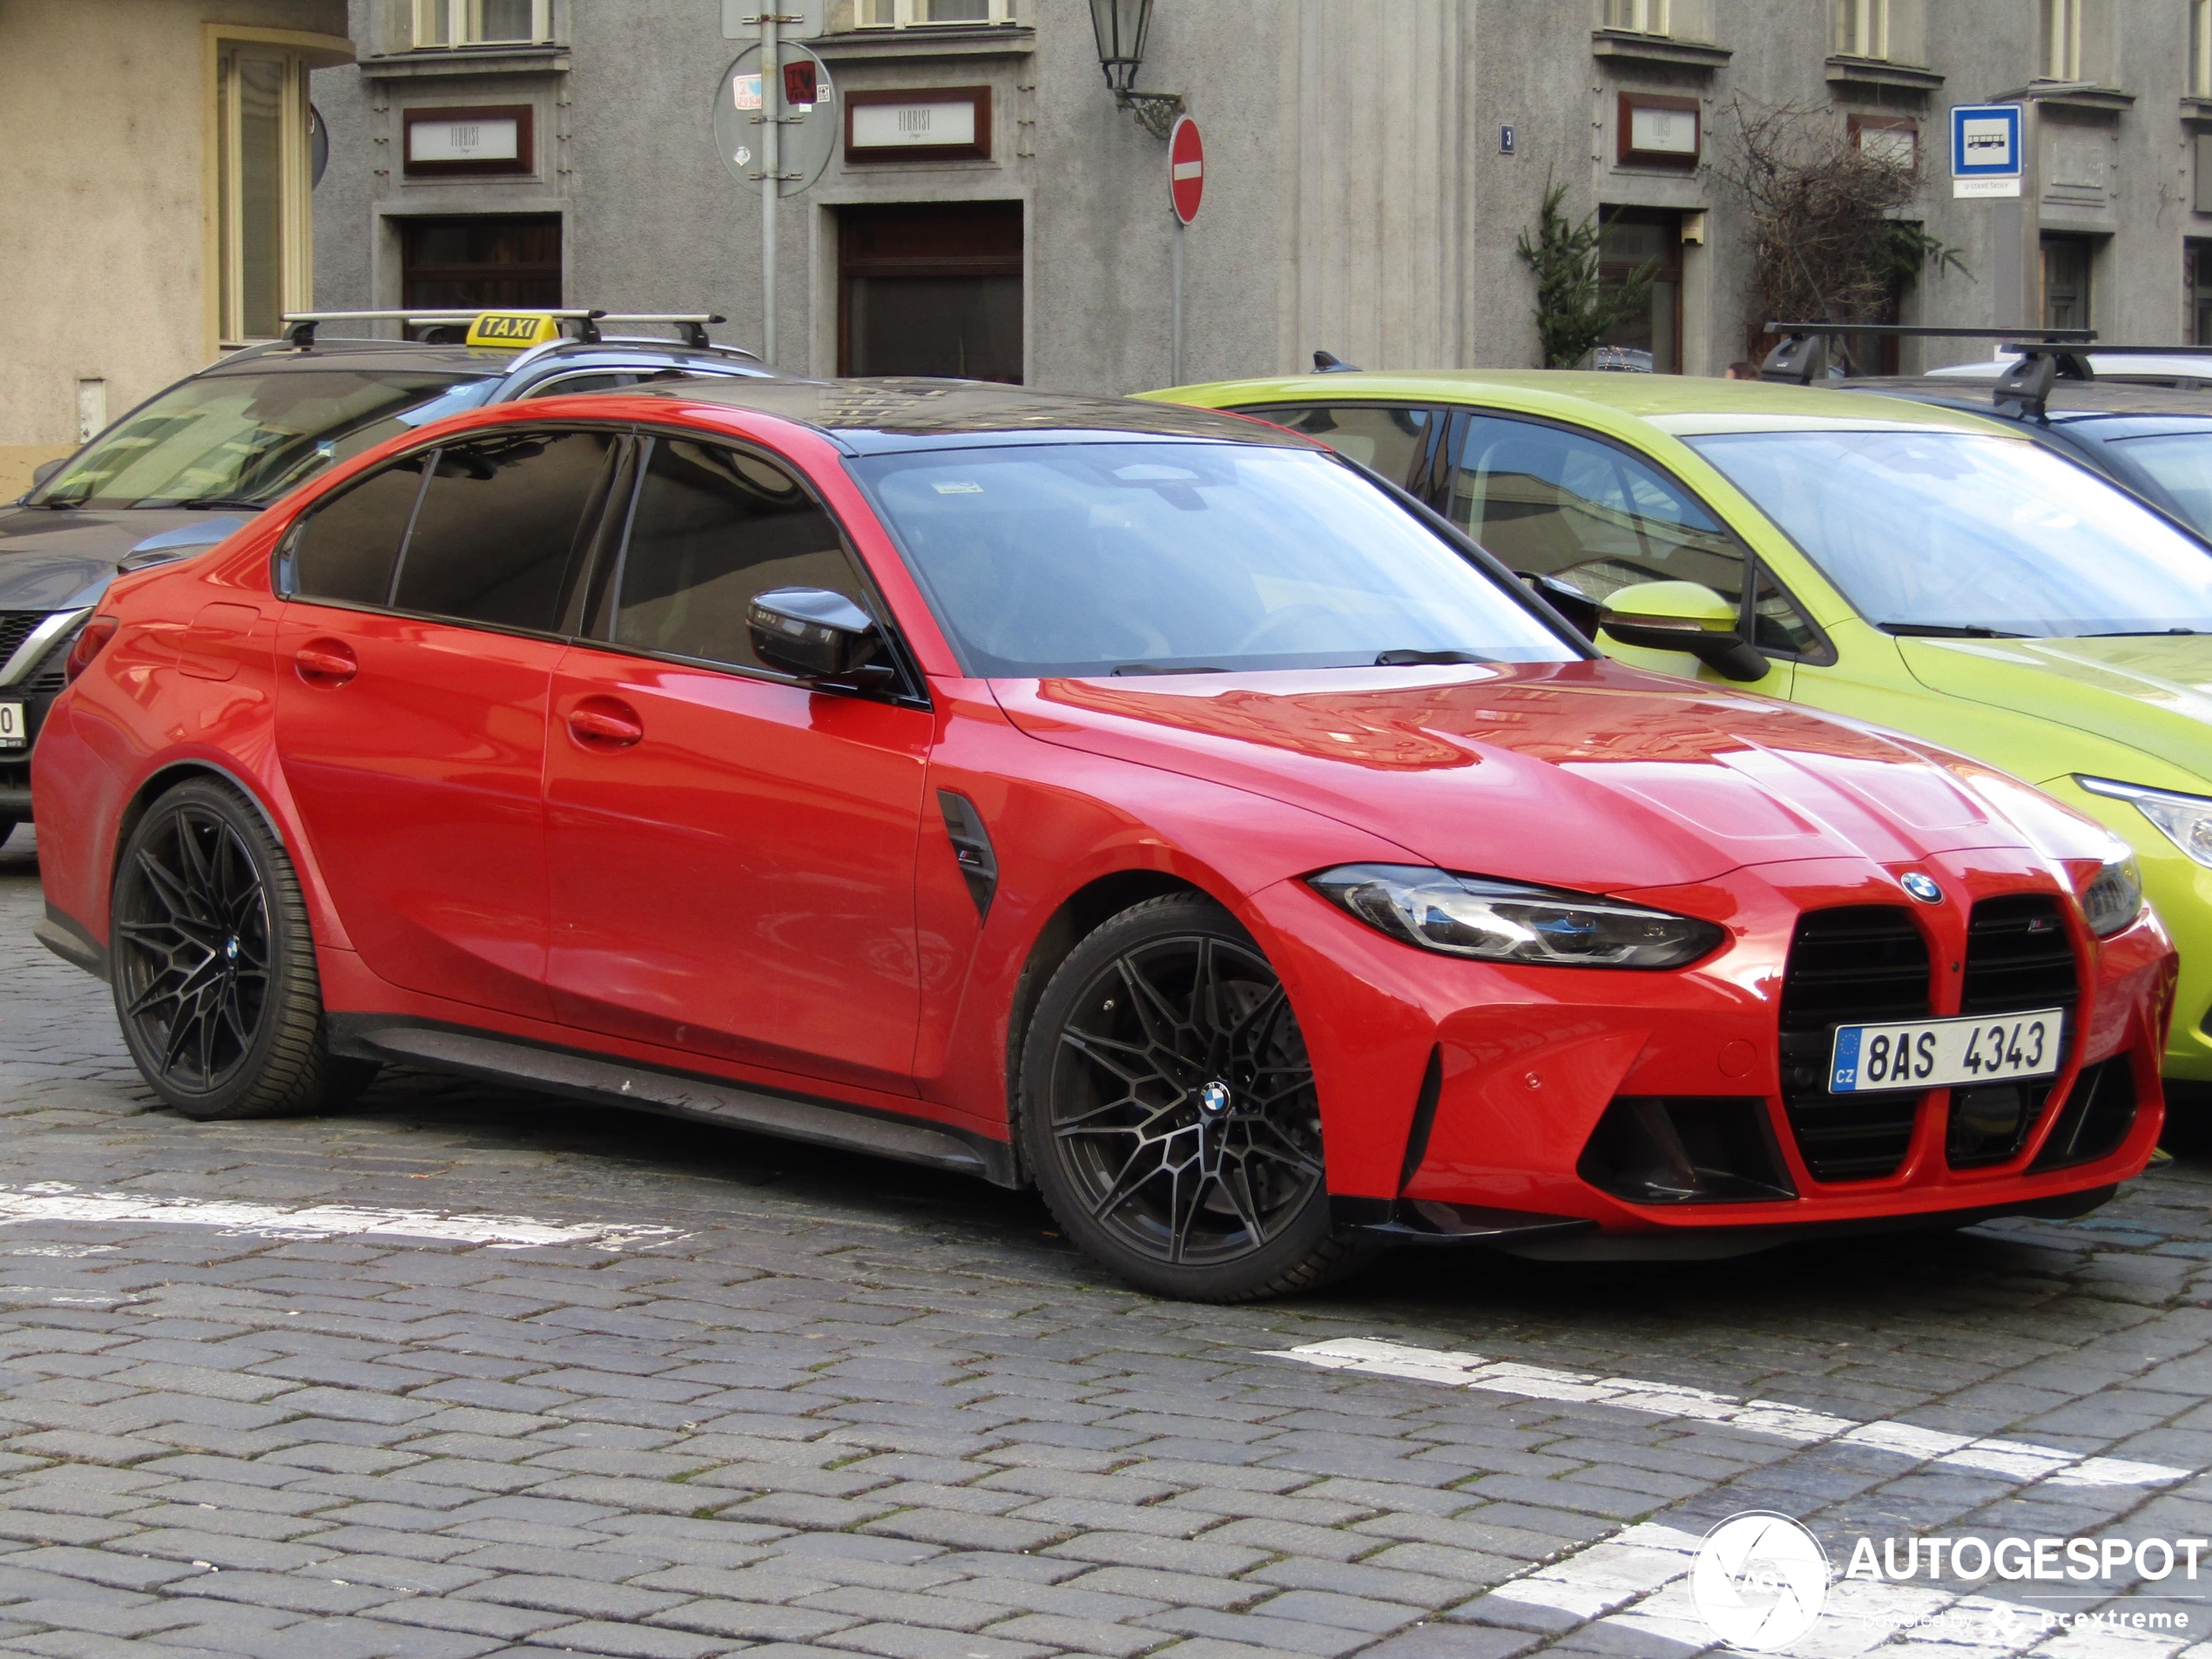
2077 776 2212 871
1308 864 1723 969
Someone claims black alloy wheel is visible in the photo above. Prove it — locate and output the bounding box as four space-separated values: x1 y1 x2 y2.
111 778 375 1120
1022 893 1369 1301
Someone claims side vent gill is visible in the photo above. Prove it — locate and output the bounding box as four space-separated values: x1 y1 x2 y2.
936 790 998 919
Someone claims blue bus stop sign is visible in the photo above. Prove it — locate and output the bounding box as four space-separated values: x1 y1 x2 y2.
1951 103 2022 198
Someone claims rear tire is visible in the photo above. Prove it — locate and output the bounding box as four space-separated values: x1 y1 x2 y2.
1019 893 1372 1302
110 778 377 1121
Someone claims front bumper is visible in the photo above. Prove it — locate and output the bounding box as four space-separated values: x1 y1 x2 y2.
1251 846 2170 1252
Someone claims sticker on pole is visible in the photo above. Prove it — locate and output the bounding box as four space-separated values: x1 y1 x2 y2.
1950 103 2021 199
1169 115 1204 225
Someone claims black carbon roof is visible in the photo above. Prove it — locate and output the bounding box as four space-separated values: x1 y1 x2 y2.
631 376 1319 451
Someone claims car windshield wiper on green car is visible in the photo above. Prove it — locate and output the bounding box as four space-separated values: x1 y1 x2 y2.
2079 628 2207 637
1878 623 2029 639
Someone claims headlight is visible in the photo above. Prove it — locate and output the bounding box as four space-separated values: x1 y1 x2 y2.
2077 776 2212 870
2080 852 2145 939
1308 864 1724 969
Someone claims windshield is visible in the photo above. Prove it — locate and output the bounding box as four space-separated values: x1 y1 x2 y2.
853 441 1575 676
30 369 496 510
2106 422 2212 540
1683 428 2212 637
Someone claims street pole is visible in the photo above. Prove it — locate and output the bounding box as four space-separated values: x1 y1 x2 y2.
759 5 780 367
1170 219 1184 387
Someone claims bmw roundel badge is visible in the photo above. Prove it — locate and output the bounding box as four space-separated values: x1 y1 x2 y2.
1900 872 1944 905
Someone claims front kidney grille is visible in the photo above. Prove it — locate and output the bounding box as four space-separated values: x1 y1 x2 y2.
1949 894 2080 1170
1778 907 1931 1182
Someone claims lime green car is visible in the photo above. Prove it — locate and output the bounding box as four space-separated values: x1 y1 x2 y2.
1150 371 2212 1102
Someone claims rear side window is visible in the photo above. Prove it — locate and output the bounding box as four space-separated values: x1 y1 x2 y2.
393 430 620 632
289 456 428 605
1241 404 1432 489
606 437 866 671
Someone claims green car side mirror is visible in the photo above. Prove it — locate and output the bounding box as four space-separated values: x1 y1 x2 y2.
1599 580 1770 684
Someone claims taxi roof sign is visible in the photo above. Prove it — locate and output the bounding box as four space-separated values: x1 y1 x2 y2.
466 312 564 348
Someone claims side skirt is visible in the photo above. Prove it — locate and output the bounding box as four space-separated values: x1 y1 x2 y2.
327 1015 1020 1189
36 906 108 981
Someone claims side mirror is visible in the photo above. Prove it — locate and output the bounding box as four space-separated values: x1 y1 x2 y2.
30 459 65 490
1599 580 1770 684
747 587 891 685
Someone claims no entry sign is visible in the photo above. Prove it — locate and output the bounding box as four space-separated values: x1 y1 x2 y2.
1169 115 1204 225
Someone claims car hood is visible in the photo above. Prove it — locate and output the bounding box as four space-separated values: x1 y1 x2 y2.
994 660 2033 891
1900 634 2212 786
0 504 253 610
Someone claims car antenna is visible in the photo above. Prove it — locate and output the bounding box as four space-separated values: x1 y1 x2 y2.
1312 349 1361 373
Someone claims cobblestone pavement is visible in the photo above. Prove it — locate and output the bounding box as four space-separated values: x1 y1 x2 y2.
3 820 2212 1659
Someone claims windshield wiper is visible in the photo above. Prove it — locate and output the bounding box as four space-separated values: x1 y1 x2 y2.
1111 664 1226 676
1376 649 1487 666
2079 627 2206 637
172 496 268 510
1878 623 2028 639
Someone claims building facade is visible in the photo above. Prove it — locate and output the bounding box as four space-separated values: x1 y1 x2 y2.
301 0 2212 391
0 0 352 486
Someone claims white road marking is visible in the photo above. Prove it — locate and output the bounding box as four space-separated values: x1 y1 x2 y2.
0 1182 686 1251
1267 1339 2189 1489
1485 1523 2190 1656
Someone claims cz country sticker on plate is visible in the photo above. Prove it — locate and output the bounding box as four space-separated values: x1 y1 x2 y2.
1829 1008 2065 1095
0 702 22 749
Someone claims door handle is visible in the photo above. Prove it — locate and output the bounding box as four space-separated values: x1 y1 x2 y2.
293 639 357 686
567 697 644 749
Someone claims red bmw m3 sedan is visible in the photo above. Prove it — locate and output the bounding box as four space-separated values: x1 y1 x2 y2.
30 381 2176 1300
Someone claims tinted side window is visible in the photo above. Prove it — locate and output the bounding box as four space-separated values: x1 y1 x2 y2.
1451 414 1820 656
1245 405 1431 488
290 456 427 605
610 437 865 671
394 429 619 632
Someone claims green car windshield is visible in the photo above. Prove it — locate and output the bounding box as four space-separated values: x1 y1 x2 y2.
1685 428 2212 638
30 369 496 510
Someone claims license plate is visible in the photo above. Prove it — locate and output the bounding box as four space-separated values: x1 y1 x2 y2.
0 703 21 749
1829 1008 2065 1094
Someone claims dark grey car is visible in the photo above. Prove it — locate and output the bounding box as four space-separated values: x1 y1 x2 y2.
0 312 768 834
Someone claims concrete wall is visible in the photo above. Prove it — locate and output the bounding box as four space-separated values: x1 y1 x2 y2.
309 0 2212 393
0 0 349 448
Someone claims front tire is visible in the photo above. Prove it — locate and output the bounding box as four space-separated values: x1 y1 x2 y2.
110 778 375 1120
1020 893 1368 1302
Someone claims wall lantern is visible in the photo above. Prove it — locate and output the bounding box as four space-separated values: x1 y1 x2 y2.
1089 0 1184 139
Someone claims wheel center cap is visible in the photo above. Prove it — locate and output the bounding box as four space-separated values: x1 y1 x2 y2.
1198 1081 1232 1116
224 936 239 963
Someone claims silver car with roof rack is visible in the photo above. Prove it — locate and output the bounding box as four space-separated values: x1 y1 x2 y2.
0 308 770 840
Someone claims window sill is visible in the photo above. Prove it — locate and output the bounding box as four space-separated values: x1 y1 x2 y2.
1993 80 2135 112
811 24 1034 62
358 44 570 78
2182 95 2212 121
1590 29 1730 70
1824 55 1944 92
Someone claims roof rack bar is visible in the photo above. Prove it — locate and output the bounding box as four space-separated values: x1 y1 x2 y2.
277 308 737 348
1763 321 2096 341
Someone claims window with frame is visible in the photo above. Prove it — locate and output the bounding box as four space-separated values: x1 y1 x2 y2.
1448 414 1819 657
2038 0 2109 81
2195 0 2212 98
603 437 869 674
1831 0 1925 62
410 0 552 48
214 42 314 344
851 0 1011 28
1234 406 1434 492
392 430 619 631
